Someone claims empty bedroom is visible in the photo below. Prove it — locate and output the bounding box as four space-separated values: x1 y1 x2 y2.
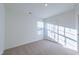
0 3 79 55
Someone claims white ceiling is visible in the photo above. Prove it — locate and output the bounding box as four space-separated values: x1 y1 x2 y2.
5 3 75 19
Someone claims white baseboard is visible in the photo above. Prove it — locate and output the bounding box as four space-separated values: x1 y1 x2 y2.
5 39 43 50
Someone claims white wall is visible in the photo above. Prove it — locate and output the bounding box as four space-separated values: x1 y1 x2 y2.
0 4 5 54
44 10 76 28
5 8 43 49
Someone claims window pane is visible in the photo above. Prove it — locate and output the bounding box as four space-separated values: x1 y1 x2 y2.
37 21 44 35
54 33 58 42
59 31 64 35
37 21 44 28
59 35 65 45
47 31 51 37
65 27 71 33
65 27 77 41
59 26 64 31
66 38 77 51
65 33 77 41
54 25 58 33
47 24 54 31
51 32 55 39
47 23 50 30
48 31 54 39
65 28 77 35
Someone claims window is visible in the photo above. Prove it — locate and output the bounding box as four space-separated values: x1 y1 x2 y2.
59 35 65 45
65 28 77 41
54 33 58 42
47 24 55 40
66 38 77 50
59 26 65 35
46 24 59 41
37 22 77 51
54 25 58 33
46 23 77 51
47 23 54 31
37 21 44 35
37 21 44 28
